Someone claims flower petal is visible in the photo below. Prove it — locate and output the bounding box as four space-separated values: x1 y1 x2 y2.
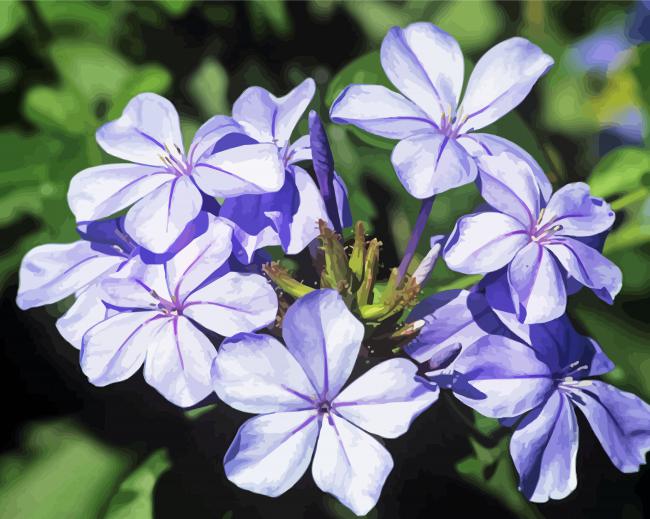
457 133 552 201
188 115 245 163
192 143 285 197
224 410 319 497
312 413 393 517
458 37 553 131
539 183 615 237
212 333 317 414
380 22 463 124
475 152 541 227
286 134 311 164
508 242 567 324
333 171 353 229
56 284 112 349
391 131 478 199
548 237 623 305
233 78 315 146
143 316 216 407
183 272 278 337
443 212 529 274
68 164 175 223
570 381 650 473
330 84 434 139
80 311 167 386
282 289 365 400
405 290 509 363
452 335 554 418
526 314 614 377
96 93 183 166
510 391 578 502
124 175 203 254
16 241 123 310
164 214 233 302
333 358 438 438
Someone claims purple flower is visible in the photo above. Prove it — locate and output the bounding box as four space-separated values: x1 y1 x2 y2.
80 215 278 407
217 79 350 262
68 93 284 254
330 22 553 200
452 316 650 502
212 290 436 516
443 152 622 323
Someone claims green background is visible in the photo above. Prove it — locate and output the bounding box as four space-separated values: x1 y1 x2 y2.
0 1 648 518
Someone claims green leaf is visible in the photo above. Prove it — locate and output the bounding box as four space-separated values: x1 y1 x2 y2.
104 450 172 519
0 0 25 41
432 1 504 52
588 146 650 198
456 437 542 519
0 419 132 519
187 58 229 118
574 301 650 400
23 86 91 135
155 0 194 17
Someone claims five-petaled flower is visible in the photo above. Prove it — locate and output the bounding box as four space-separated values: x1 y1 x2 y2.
68 93 284 254
443 152 622 323
452 315 650 502
218 79 351 262
212 290 437 516
80 215 278 407
330 22 553 200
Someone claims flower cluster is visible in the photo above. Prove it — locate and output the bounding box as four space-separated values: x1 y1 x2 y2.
16 22 648 515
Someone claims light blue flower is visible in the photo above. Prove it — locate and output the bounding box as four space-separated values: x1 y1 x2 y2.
212 289 436 516
80 215 278 407
330 22 553 200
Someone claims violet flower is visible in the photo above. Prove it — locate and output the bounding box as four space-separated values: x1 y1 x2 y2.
330 22 553 200
443 152 622 323
68 93 284 254
80 215 278 407
452 316 650 502
212 290 436 516
218 80 350 262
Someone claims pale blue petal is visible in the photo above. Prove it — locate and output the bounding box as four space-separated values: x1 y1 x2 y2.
224 410 319 497
510 391 579 502
333 358 438 438
312 413 393 517
192 143 285 197
68 164 174 222
143 316 216 407
443 212 529 274
380 23 463 124
330 84 434 139
80 311 167 386
183 272 278 337
124 175 203 254
569 381 650 473
453 335 554 418
17 241 123 310
458 38 553 131
233 78 315 146
96 93 183 165
56 284 112 349
391 131 478 199
282 290 365 400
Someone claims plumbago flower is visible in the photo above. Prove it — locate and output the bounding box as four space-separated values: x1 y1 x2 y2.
218 79 351 262
452 316 650 502
212 290 436 516
68 93 284 254
81 215 278 407
330 22 553 199
443 152 622 323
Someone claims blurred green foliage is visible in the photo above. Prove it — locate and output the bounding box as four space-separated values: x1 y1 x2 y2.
1 1 648 518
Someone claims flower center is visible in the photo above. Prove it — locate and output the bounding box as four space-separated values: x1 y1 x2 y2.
317 401 331 415
160 143 190 176
531 209 563 242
